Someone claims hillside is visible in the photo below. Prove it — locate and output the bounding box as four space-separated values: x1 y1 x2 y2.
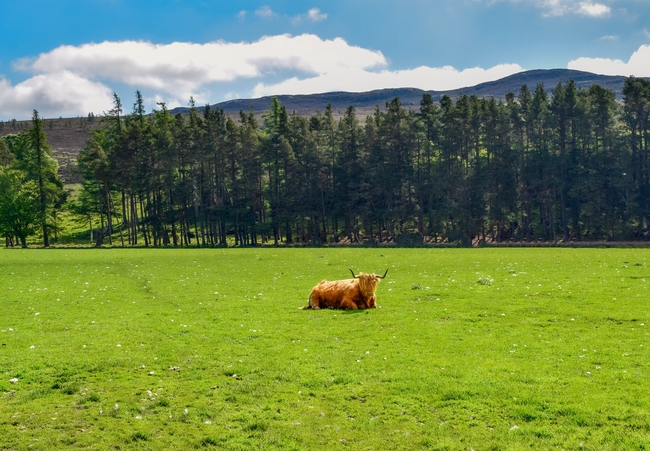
170 69 637 117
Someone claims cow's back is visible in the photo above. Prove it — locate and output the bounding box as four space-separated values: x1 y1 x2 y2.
309 278 358 309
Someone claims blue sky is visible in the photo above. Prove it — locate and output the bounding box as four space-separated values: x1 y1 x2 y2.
1 0 649 120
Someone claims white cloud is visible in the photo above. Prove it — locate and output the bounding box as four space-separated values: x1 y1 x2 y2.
292 8 328 24
568 44 650 76
224 91 241 101
576 2 610 17
599 35 618 41
307 8 328 22
2 34 525 119
237 10 246 20
495 0 611 17
0 71 113 119
255 6 276 18
17 35 386 98
252 64 524 97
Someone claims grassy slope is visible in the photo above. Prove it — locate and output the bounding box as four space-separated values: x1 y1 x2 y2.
0 248 649 450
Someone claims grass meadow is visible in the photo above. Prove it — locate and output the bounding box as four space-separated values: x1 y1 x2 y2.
1 248 649 450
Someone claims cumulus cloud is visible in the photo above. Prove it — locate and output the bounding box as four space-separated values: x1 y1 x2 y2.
495 0 611 17
293 8 328 24
17 35 386 98
0 71 113 119
576 2 610 17
307 8 328 22
2 34 524 119
255 6 276 18
568 44 650 76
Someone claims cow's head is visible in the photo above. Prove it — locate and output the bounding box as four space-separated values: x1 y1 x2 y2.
349 268 388 301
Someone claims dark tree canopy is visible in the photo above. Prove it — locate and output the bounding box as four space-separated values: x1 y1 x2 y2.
3 77 650 246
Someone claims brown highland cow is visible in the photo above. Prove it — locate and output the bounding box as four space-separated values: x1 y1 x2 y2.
304 269 388 310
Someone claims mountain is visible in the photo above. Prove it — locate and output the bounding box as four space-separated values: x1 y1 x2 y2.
170 69 638 118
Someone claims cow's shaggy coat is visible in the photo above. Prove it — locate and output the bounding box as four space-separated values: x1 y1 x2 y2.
304 270 387 310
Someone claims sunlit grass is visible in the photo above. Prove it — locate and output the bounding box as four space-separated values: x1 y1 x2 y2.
1 248 649 449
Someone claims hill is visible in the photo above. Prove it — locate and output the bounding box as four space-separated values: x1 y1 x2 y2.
170 69 637 118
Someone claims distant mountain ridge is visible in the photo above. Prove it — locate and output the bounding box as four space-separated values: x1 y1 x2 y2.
170 69 642 118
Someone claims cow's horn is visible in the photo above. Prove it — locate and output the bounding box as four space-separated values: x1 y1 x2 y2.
376 269 389 279
349 268 359 279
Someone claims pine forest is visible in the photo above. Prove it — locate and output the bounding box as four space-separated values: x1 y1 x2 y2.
1 77 650 247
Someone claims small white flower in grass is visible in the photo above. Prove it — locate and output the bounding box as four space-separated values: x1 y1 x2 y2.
571 318 575 321
9 378 18 383
204 420 212 424
116 344 121 347
586 372 591 375
114 403 119 410
184 408 189 415
30 345 35 349
135 415 142 420
365 351 370 354
35 312 40 316
510 425 519 431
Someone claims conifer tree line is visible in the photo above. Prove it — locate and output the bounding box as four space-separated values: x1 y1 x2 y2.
0 111 66 247
1 77 650 247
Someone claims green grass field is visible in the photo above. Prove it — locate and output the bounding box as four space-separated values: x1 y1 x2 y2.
1 248 649 450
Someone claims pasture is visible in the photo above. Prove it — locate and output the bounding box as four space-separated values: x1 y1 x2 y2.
1 248 649 450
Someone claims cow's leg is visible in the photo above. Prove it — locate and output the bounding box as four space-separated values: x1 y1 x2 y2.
309 293 321 310
340 296 358 310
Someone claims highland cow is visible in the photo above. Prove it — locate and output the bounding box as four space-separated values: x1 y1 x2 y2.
304 269 388 310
